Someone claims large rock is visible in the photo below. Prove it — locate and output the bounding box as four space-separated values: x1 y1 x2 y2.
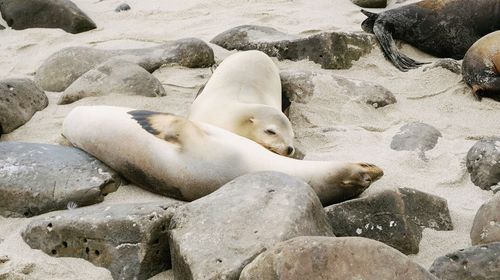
471 193 500 245
0 79 48 135
325 188 453 254
168 172 334 280
22 201 182 280
351 0 387 8
0 142 119 217
211 25 376 69
58 59 166 104
35 38 215 92
0 0 96 34
466 139 500 191
429 242 500 280
240 236 438 280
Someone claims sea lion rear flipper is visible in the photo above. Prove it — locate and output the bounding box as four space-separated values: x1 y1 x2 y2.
360 9 378 33
373 22 428 71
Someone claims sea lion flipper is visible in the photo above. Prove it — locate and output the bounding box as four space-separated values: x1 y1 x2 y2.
361 9 378 33
373 23 428 71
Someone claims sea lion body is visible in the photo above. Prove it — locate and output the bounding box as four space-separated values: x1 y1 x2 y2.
462 31 500 100
62 106 383 206
189 50 295 156
361 0 500 71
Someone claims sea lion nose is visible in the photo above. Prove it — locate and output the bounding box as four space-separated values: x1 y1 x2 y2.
287 146 294 156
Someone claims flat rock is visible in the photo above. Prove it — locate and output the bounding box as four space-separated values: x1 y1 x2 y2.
58 59 166 105
0 78 48 135
35 38 215 92
471 193 500 245
22 201 182 280
390 122 442 156
169 172 334 280
240 236 438 280
211 25 376 69
325 188 453 254
0 0 96 34
429 242 500 280
0 142 119 217
466 139 500 191
351 0 387 8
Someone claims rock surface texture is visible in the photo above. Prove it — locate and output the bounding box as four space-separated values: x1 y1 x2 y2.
325 188 453 254
470 192 500 245
58 59 166 104
240 236 438 280
0 142 119 217
0 78 48 135
211 25 376 69
429 242 500 280
168 172 334 280
466 139 500 191
22 201 182 280
0 0 96 34
35 38 215 92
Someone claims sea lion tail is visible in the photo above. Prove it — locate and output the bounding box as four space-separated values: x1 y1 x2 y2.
372 22 428 71
360 9 378 33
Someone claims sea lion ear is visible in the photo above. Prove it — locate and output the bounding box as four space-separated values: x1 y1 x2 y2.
128 110 185 145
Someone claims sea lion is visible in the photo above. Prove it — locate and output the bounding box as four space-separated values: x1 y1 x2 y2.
62 105 384 206
361 0 500 71
189 50 295 156
462 31 500 101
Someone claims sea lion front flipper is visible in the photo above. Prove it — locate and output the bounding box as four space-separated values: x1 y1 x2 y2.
128 110 206 147
373 22 428 71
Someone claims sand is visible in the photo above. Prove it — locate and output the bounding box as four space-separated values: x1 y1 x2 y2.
0 0 497 278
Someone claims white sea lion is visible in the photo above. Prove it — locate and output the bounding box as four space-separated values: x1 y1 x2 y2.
62 106 384 206
189 50 295 156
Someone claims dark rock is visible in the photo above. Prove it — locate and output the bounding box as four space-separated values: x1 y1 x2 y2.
0 142 119 217
390 122 442 156
429 242 500 280
169 172 333 280
0 0 96 34
115 3 130 12
58 59 166 104
0 254 9 264
0 78 48 134
466 139 500 191
240 236 438 280
471 193 500 245
351 0 387 8
22 201 181 280
211 25 376 69
325 188 453 254
35 38 215 92
0 24 4 30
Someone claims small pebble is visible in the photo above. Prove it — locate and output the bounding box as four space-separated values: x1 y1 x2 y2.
115 3 131 12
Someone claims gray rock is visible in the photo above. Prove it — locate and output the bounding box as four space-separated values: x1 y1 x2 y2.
0 78 48 134
390 122 442 156
211 25 376 69
429 242 500 280
22 201 182 280
0 142 119 217
115 3 130 12
0 0 96 34
169 172 333 280
325 188 453 254
240 236 438 280
466 139 500 191
0 24 4 30
58 59 166 105
471 193 500 245
35 38 215 92
351 0 387 8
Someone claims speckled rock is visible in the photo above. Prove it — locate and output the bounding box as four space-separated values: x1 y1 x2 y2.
0 0 96 34
169 172 334 280
466 139 500 191
58 59 166 104
429 242 500 280
471 192 500 245
0 142 119 217
0 78 48 135
115 3 130 12
325 188 453 254
240 236 438 280
35 38 215 92
211 25 376 69
351 0 387 8
22 201 182 280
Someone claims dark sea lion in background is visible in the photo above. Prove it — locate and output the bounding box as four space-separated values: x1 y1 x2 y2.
462 31 500 101
361 0 500 71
